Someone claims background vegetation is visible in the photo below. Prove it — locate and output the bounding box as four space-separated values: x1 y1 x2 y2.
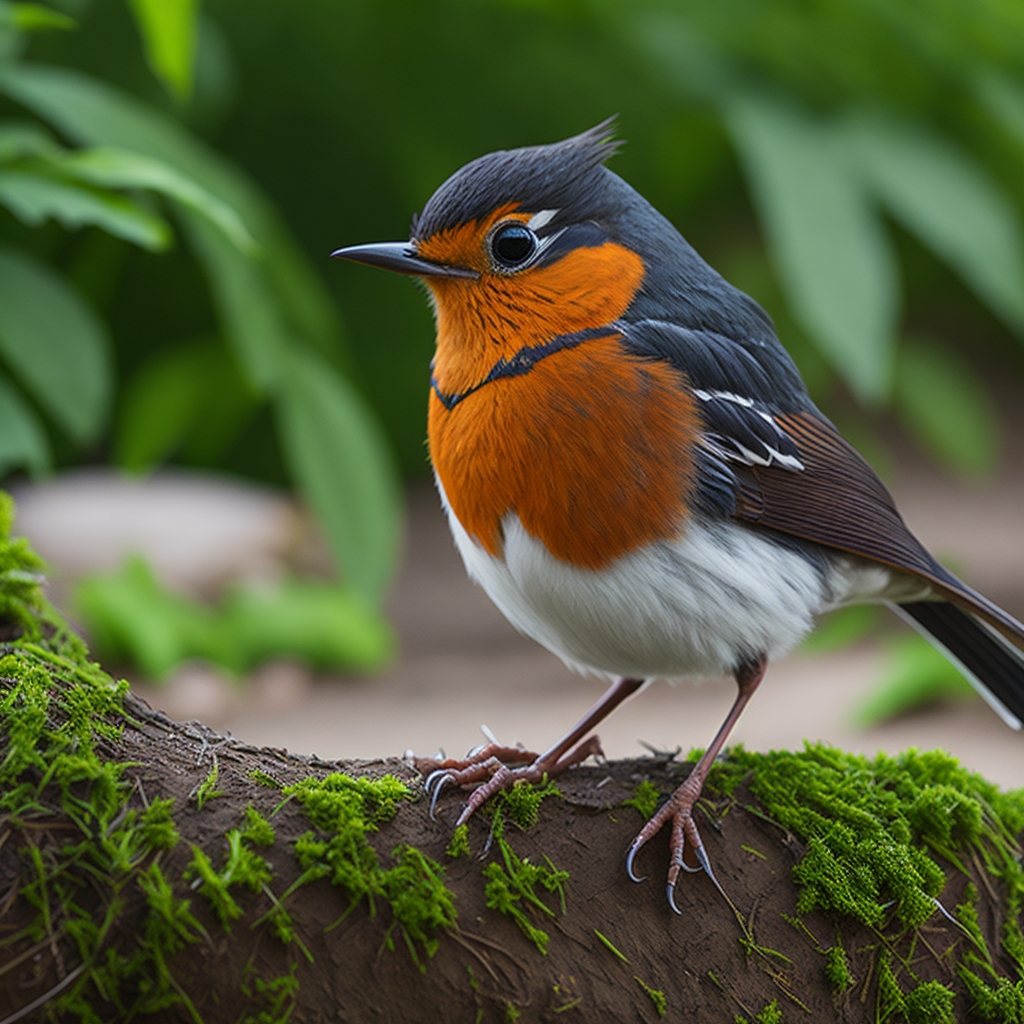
0 0 1022 693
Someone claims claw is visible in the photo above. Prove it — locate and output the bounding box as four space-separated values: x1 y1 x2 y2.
429 774 452 819
424 768 447 795
666 881 681 915
932 896 958 927
626 840 648 883
690 840 724 896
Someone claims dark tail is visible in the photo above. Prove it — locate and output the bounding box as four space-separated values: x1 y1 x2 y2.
891 600 1024 730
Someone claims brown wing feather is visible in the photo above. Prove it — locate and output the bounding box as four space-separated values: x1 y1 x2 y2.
733 411 1024 647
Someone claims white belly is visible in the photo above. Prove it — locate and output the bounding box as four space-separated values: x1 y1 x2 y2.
437 479 920 681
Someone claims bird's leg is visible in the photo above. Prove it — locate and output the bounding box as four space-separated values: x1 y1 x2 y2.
420 677 647 823
626 655 767 912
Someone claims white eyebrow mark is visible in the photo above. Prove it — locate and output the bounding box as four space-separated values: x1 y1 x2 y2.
528 209 559 232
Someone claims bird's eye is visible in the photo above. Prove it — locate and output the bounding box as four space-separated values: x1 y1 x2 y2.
490 223 537 269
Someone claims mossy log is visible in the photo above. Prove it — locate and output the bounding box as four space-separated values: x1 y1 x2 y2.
2 491 1024 1024
3 679 1024 1024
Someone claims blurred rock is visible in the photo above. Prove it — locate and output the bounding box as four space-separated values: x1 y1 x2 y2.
144 661 238 725
8 468 314 607
249 658 313 713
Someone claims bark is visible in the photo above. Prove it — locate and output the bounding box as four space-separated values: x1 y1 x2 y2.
0 690 999 1024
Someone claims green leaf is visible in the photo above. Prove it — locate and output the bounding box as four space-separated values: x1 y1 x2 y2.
975 71 1024 148
846 113 1024 336
0 244 112 443
0 368 50 478
276 348 401 604
855 633 974 728
0 64 347 364
0 169 171 249
10 3 74 32
631 12 743 105
0 120 58 161
55 146 253 252
893 338 998 476
219 580 393 674
115 336 257 472
126 0 198 102
725 95 897 403
180 207 283 390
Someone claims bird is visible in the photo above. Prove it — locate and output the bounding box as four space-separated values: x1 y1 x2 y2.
331 119 1024 911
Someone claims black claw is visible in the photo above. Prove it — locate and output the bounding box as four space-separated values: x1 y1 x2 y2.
692 843 724 896
626 841 647 883
429 774 452 819
932 897 958 927
666 882 681 915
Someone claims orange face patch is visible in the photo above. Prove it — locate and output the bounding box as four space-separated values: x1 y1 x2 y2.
428 335 699 569
419 210 646 400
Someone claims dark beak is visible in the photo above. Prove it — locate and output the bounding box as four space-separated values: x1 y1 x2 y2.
330 241 478 279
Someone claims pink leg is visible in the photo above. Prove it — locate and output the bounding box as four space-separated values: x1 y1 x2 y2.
626 656 767 912
420 677 647 823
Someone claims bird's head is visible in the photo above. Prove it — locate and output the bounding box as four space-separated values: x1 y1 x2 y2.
333 119 773 391
333 122 646 376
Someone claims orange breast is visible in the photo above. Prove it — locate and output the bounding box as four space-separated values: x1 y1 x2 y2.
428 335 699 569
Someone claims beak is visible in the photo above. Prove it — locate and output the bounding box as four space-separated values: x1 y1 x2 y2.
330 241 478 279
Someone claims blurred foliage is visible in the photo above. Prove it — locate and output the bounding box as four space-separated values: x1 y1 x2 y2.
855 632 975 728
0 0 400 605
3 0 1016 487
1 0 1022 699
76 554 394 678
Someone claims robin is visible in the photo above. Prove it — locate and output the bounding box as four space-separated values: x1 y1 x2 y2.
332 120 1024 910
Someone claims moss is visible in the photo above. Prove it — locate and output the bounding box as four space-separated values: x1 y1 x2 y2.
242 804 277 846
184 818 273 929
241 963 299 1024
482 835 569 955
707 743 1024 1016
446 823 470 858
634 975 667 1017
195 756 225 810
500 777 560 830
284 771 456 969
623 779 660 819
594 928 629 963
824 941 852 997
904 980 955 1024
756 1000 784 1024
736 1000 784 1024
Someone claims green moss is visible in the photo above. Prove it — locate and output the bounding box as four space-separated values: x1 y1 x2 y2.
241 963 299 1024
905 980 955 1024
504 1001 522 1022
704 744 1024 1018
185 818 274 929
623 779 660 819
251 768 282 788
756 1000 783 1024
195 756 224 809
285 771 456 969
634 975 667 1017
824 941 852 997
482 835 569 955
446 823 470 858
242 804 276 846
735 1000 784 1024
500 777 560 830
594 928 629 963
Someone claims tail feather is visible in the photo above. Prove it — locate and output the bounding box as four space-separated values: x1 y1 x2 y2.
891 600 1024 730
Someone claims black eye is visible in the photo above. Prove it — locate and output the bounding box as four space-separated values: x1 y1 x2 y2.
491 223 537 269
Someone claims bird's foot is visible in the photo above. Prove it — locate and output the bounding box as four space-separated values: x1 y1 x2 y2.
419 736 603 826
626 774 723 913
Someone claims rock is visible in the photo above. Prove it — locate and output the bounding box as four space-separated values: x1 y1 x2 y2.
9 467 308 605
